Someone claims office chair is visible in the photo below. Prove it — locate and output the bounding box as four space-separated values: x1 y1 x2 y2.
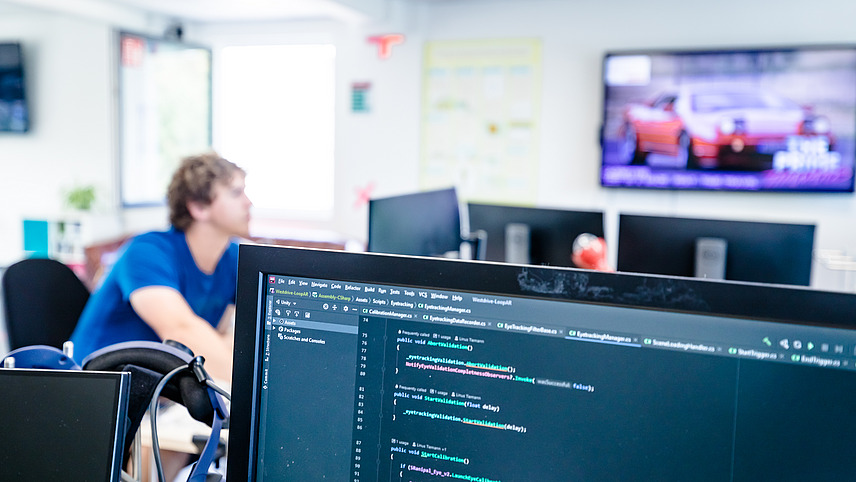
2 258 90 350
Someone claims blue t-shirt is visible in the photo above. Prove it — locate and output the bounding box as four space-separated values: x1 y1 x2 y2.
70 228 239 363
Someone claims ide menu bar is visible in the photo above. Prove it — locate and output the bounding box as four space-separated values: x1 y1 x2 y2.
263 274 856 371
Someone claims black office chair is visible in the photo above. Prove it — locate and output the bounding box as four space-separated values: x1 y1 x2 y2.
2 258 90 350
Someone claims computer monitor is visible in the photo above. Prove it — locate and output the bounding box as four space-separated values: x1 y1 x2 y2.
467 203 605 267
229 245 856 480
0 369 130 481
617 214 815 286
368 188 466 258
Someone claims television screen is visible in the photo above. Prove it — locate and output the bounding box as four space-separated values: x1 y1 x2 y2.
600 45 856 192
0 42 29 133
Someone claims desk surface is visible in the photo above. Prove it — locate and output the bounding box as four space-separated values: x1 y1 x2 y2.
140 403 229 454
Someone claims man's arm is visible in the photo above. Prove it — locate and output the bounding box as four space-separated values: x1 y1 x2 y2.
129 286 234 381
217 304 236 336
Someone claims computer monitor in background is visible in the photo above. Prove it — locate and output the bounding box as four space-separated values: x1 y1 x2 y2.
616 214 816 286
467 203 604 267
368 188 467 258
0 369 130 481
229 245 856 480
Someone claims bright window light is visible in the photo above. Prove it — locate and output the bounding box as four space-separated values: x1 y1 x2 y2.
217 44 335 217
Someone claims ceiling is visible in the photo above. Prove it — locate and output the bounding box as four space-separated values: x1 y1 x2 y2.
105 0 375 23
0 0 397 24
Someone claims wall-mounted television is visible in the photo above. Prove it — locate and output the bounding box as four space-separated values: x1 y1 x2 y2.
0 42 29 133
600 45 856 192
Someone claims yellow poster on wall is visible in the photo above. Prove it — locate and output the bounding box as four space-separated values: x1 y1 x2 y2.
420 38 542 204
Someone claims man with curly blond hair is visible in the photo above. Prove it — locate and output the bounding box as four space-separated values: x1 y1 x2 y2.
71 153 252 380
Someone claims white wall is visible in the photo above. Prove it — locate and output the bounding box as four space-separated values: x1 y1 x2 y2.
416 0 856 292
294 0 856 292
0 6 172 264
408 0 856 292
2 0 856 290
216 0 856 290
0 10 115 265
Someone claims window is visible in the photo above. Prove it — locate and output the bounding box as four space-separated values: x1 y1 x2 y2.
216 44 336 217
119 32 212 206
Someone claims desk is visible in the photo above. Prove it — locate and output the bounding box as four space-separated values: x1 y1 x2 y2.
139 403 227 454
137 403 229 481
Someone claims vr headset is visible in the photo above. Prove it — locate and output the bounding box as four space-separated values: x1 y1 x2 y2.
1 340 228 482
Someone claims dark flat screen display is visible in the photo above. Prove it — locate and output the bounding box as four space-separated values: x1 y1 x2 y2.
467 203 604 267
600 45 856 192
616 214 815 286
230 245 856 481
368 188 463 257
0 369 130 481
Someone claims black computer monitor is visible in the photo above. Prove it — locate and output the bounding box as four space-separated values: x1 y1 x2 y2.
0 369 130 481
368 188 465 257
467 203 604 267
229 245 856 481
617 214 816 286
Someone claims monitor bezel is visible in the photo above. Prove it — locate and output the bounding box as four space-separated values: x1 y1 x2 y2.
229 244 856 480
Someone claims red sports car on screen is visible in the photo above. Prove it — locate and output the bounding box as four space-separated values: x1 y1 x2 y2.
616 87 833 170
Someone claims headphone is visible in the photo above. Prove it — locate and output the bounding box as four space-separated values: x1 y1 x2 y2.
2 340 228 482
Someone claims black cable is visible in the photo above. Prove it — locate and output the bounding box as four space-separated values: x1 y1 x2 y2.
149 365 186 482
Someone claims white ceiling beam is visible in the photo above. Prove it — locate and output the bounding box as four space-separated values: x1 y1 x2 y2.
327 0 389 21
0 0 394 26
1 0 154 26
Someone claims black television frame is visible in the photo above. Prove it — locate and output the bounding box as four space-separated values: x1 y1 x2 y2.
616 213 816 286
229 244 856 480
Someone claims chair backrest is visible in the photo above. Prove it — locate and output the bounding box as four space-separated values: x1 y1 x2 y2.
2 258 90 350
